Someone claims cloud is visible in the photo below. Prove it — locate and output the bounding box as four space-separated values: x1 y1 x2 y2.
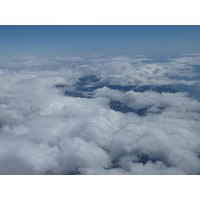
0 55 200 174
170 55 200 65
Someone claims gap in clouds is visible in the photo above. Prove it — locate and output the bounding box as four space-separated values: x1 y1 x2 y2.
55 74 178 115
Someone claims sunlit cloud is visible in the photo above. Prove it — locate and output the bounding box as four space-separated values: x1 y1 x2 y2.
0 55 200 174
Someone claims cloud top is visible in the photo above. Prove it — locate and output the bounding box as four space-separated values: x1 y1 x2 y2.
0 54 200 174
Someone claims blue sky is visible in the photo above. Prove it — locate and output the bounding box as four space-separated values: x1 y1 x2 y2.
0 25 200 57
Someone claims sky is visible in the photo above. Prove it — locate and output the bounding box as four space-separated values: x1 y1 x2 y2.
1 25 200 56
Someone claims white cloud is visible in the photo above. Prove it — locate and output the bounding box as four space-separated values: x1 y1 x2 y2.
0 55 200 174
170 55 200 65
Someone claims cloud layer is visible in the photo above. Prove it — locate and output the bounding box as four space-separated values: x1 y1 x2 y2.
0 54 200 174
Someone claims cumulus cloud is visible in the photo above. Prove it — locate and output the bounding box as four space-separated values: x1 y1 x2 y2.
0 54 200 175
170 55 200 65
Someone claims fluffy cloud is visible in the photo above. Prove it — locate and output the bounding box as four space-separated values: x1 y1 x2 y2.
0 54 200 174
170 54 200 65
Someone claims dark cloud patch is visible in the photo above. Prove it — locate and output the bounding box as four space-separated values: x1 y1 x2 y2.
55 84 66 88
109 100 148 116
110 151 170 169
78 75 101 84
67 170 81 175
64 91 86 98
